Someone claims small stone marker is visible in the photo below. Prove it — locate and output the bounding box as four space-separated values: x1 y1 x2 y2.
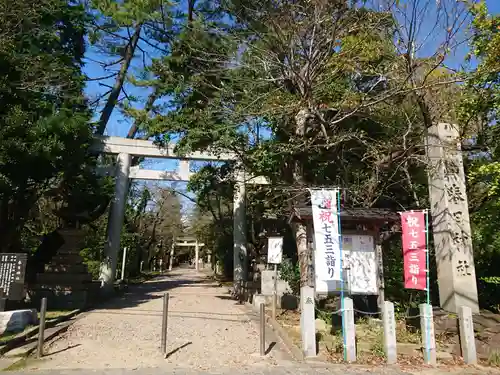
300 286 316 357
344 297 356 362
458 305 477 364
382 301 397 364
419 303 436 365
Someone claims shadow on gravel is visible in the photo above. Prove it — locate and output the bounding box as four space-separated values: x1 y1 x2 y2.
89 273 217 311
215 295 235 301
45 344 81 357
87 308 247 316
265 342 276 355
83 309 250 322
165 341 192 358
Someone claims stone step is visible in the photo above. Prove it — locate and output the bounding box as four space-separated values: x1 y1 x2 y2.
58 228 85 235
56 245 82 253
50 255 84 265
33 280 100 291
30 282 101 310
44 264 88 273
58 233 86 243
56 244 83 252
29 290 90 310
36 272 92 285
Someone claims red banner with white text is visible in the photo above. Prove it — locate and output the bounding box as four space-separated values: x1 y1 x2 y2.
400 211 427 290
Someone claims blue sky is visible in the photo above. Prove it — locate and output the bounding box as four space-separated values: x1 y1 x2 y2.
83 0 500 213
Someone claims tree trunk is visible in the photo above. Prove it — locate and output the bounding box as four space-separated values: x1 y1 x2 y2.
293 108 314 287
95 23 143 136
293 220 311 286
126 90 158 139
187 0 195 23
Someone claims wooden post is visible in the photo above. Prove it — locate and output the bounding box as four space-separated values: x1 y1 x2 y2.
373 228 385 313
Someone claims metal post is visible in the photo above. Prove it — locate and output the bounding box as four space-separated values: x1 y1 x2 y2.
272 264 277 319
337 190 347 362
121 247 128 281
260 303 266 356
36 297 47 358
419 303 436 365
161 293 169 354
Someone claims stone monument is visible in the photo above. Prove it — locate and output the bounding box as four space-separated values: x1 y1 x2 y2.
32 229 99 309
426 123 479 313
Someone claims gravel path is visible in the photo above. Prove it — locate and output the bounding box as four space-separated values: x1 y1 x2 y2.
25 268 291 371
13 361 499 375
10 364 406 375
18 268 496 375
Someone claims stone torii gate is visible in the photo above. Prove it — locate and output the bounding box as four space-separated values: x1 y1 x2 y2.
91 136 267 291
170 237 205 271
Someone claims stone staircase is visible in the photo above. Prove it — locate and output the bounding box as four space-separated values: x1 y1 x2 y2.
30 229 100 310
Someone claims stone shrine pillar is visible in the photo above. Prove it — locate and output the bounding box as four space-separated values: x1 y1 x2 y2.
99 152 132 291
195 241 200 271
169 240 175 271
426 123 479 313
233 170 247 289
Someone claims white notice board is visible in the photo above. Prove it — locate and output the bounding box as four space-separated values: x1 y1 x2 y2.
267 237 283 264
315 234 378 295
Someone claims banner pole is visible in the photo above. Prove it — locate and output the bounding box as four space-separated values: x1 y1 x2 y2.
424 209 431 362
425 209 430 306
337 189 346 362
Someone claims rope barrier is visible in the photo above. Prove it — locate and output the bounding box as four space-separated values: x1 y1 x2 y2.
317 306 423 319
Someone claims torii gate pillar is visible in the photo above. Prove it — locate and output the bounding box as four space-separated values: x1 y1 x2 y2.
195 241 200 271
100 152 131 291
169 240 175 271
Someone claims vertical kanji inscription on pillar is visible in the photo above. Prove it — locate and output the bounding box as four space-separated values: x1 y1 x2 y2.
426 123 479 313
